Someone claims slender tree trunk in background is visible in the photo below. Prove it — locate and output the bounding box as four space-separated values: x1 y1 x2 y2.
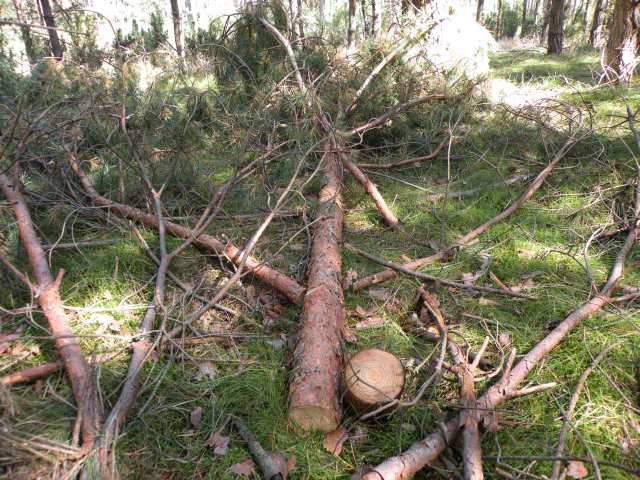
496 0 504 37
12 0 38 64
605 0 640 81
581 0 591 28
362 0 370 37
540 0 551 43
169 0 183 57
532 0 542 29
372 0 382 37
296 0 305 43
521 0 529 35
547 0 564 53
38 0 62 60
589 0 606 45
348 0 356 47
476 0 484 22
319 0 325 38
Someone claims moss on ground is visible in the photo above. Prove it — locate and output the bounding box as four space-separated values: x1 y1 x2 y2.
1 48 639 479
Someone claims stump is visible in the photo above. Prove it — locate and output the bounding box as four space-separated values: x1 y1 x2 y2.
344 349 405 412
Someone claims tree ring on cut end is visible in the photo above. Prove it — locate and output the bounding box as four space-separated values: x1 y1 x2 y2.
344 348 405 412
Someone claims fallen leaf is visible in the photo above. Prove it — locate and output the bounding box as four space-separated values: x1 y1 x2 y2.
354 317 387 330
266 338 285 349
323 426 348 456
367 288 393 302
190 406 203 428
205 430 230 456
195 361 218 381
245 285 258 308
566 460 588 479
354 306 372 318
498 332 512 348
343 268 359 289
341 323 357 343
400 254 413 263
268 452 296 479
229 458 254 476
478 297 498 306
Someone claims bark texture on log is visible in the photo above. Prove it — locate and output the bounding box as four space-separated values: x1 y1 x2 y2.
67 155 305 305
0 172 99 448
288 144 345 432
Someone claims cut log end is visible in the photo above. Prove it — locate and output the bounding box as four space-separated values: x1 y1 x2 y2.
289 405 340 433
344 349 404 411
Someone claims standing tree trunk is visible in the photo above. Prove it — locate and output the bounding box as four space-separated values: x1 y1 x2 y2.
496 0 504 37
296 0 305 44
476 0 485 22
38 0 62 60
605 0 640 81
522 0 529 35
12 0 38 65
362 0 370 37
540 0 552 43
547 0 564 54
581 0 591 28
372 0 382 37
169 0 183 57
589 0 606 45
348 0 356 47
319 0 325 37
532 0 542 29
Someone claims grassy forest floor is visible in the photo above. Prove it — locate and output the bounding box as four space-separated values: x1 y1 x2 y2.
1 45 639 479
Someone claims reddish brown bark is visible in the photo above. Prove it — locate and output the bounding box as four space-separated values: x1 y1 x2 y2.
0 172 99 449
288 143 345 432
67 155 305 305
341 154 401 229
361 179 639 480
352 137 578 291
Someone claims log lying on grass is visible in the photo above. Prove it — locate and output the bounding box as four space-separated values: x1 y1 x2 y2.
288 142 345 432
0 172 100 451
352 136 580 291
361 170 639 480
67 154 305 305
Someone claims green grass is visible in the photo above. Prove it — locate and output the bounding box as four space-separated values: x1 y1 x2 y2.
1 48 639 480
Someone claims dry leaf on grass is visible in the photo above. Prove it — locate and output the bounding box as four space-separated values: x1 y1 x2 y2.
190 406 203 428
354 317 387 330
205 429 230 456
478 297 498 306
343 268 359 289
341 324 357 343
498 332 512 348
269 452 297 479
323 426 348 456
229 458 255 476
367 288 394 302
195 361 218 381
566 460 588 479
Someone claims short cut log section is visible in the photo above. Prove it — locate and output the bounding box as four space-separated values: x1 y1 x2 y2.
345 349 405 412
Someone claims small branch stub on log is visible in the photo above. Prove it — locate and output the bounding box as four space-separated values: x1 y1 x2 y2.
345 349 405 412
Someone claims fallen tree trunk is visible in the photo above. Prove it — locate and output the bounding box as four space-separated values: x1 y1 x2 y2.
361 171 639 480
288 142 345 432
0 172 100 450
67 154 305 305
352 136 579 291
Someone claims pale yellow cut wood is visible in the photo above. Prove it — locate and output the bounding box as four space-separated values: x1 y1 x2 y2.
344 349 404 411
